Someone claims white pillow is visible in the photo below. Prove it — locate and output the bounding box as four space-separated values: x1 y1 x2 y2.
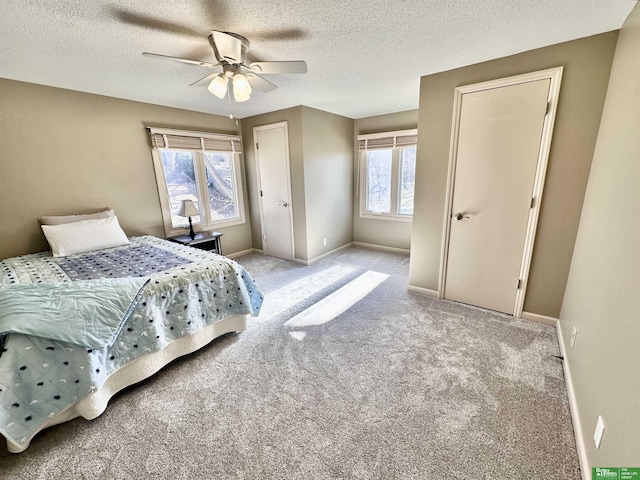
41 216 130 257
39 208 115 226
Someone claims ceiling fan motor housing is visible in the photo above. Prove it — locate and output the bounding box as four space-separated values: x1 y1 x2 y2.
209 30 250 65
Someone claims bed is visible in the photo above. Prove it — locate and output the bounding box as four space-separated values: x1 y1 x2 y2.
0 235 263 453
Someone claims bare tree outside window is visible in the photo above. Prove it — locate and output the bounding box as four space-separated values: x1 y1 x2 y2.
151 129 245 236
160 148 243 230
399 147 416 215
361 144 416 219
203 152 238 220
160 150 202 227
366 150 392 213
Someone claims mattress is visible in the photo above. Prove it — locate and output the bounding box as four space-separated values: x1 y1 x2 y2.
0 236 263 452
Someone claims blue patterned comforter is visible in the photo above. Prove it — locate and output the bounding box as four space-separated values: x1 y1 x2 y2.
0 277 149 351
0 236 263 451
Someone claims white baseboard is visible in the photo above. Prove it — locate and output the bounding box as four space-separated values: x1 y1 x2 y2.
407 284 440 298
226 248 261 259
294 242 354 266
521 311 558 327
352 241 410 254
557 321 589 480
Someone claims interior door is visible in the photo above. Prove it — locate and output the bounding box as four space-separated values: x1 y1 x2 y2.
444 79 550 314
254 123 294 261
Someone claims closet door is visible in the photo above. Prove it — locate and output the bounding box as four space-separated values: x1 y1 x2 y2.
444 78 550 314
254 122 294 261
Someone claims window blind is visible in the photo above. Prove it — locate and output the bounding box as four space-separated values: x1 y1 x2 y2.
148 128 242 153
357 129 417 151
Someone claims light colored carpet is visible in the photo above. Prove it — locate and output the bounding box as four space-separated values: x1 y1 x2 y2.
0 246 580 479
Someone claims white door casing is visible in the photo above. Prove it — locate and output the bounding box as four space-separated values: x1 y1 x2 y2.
254 122 294 261
439 67 563 316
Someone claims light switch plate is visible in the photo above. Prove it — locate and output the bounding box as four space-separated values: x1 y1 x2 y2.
571 326 577 348
594 415 605 449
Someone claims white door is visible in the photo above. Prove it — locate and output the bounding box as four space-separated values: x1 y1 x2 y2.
444 78 551 314
254 122 294 261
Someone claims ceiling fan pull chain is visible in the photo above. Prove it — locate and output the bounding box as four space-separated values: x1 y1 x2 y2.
227 83 234 119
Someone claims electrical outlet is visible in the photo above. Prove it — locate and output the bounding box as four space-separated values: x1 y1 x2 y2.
323 238 327 246
594 416 605 449
570 326 577 348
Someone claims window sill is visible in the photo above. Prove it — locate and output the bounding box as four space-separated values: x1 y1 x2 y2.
360 214 413 223
166 218 245 237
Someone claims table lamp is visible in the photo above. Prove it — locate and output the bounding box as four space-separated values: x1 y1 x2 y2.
178 199 199 240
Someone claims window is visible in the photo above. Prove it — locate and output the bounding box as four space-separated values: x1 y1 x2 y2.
357 129 417 220
398 146 416 215
149 128 245 236
365 149 393 213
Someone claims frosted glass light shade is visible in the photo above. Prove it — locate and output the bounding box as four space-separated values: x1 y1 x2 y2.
208 74 228 99
233 73 252 102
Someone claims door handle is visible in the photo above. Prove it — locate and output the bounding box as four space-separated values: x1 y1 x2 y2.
278 202 289 207
454 213 470 221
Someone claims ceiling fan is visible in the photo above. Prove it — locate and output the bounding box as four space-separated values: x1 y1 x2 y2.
143 30 307 103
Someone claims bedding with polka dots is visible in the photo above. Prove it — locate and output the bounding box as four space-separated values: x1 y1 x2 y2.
0 236 263 451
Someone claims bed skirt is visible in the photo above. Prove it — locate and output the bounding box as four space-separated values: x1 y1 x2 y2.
6 314 248 453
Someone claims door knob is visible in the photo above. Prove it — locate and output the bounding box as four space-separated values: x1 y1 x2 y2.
454 213 470 221
278 202 289 207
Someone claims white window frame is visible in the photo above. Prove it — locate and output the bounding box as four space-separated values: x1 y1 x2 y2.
357 129 417 222
148 127 246 237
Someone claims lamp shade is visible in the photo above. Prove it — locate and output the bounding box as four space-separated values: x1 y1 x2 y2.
233 73 252 102
208 73 228 99
178 199 199 217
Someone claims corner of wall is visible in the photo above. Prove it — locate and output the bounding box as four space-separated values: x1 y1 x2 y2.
556 3 640 470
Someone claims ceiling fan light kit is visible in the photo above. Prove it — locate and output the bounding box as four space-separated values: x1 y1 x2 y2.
232 73 252 102
142 29 307 105
207 73 228 99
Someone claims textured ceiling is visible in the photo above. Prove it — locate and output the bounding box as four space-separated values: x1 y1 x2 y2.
0 1 634 119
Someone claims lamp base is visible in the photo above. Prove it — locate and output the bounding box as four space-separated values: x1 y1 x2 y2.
188 216 195 240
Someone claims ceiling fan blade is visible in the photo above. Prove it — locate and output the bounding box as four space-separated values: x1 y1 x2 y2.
111 8 202 38
251 28 308 42
248 61 307 74
244 73 278 93
190 73 219 87
181 45 216 64
142 52 220 69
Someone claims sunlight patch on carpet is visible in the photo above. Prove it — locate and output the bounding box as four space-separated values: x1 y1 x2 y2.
258 265 356 322
285 270 389 328
288 331 307 341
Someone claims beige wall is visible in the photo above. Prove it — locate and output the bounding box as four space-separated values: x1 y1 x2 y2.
301 106 354 260
560 4 640 469
240 106 353 262
0 79 253 260
353 110 418 250
408 31 618 317
240 107 306 258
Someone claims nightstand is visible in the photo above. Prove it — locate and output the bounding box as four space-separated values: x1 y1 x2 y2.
169 232 223 255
